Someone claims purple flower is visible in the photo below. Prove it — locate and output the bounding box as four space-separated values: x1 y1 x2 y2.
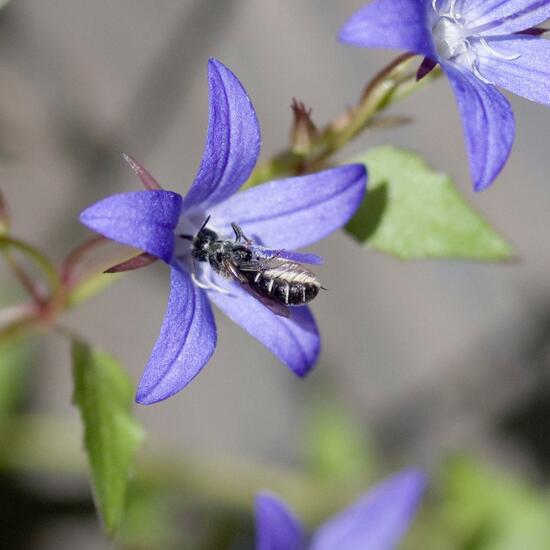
255 469 427 550
340 0 550 191
79 59 366 404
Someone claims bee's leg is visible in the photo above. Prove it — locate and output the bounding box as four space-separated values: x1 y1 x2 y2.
231 222 252 244
231 222 243 242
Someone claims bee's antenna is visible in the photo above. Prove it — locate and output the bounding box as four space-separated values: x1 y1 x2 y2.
199 215 211 232
179 234 193 240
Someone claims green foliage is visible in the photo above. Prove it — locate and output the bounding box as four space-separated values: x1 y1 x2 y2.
442 456 550 550
346 146 513 261
304 400 374 484
72 339 144 535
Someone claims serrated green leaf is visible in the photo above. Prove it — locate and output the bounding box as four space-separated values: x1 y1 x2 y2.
345 146 513 261
72 339 144 535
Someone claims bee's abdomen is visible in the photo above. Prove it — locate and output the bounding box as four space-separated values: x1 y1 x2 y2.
247 264 320 306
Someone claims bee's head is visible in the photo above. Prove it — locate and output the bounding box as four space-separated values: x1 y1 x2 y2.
191 227 218 261
180 216 218 262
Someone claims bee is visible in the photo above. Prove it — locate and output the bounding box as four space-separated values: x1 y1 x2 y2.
181 217 322 317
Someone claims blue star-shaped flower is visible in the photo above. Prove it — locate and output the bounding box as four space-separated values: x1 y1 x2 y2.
80 59 367 404
255 469 427 550
340 0 550 191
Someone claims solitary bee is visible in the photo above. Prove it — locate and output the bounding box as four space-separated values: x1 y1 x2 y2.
181 217 322 317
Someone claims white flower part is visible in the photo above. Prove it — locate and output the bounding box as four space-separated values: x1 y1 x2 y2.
432 17 468 59
431 0 521 84
432 0 460 20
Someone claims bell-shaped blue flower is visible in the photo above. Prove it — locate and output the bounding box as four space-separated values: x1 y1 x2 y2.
255 469 427 550
80 59 367 404
340 0 550 191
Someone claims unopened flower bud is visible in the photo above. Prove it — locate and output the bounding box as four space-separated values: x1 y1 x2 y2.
290 99 319 156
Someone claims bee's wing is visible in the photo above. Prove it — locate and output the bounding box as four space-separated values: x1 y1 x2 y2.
255 247 324 265
243 256 317 279
243 285 291 318
221 258 290 318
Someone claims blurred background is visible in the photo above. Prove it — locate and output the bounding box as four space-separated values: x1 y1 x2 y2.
2 0 550 548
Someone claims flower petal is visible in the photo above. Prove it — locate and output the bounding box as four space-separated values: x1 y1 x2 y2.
310 469 427 550
444 63 515 191
181 59 261 212
209 165 366 250
339 0 436 58
255 492 305 550
208 281 320 377
79 190 182 263
467 0 550 35
136 267 216 404
476 35 550 106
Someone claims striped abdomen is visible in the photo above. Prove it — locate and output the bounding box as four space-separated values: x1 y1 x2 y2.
246 260 320 306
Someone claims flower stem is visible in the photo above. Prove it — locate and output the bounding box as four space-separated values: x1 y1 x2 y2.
244 54 441 187
60 235 107 287
0 304 38 345
1 250 45 305
0 236 61 303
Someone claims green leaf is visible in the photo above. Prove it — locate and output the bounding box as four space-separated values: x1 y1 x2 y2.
72 339 144 535
345 146 513 261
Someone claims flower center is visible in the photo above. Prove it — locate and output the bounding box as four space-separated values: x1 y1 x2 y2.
430 0 521 85
432 17 468 60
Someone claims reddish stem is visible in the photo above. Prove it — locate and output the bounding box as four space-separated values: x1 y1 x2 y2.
61 235 107 286
3 252 45 306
